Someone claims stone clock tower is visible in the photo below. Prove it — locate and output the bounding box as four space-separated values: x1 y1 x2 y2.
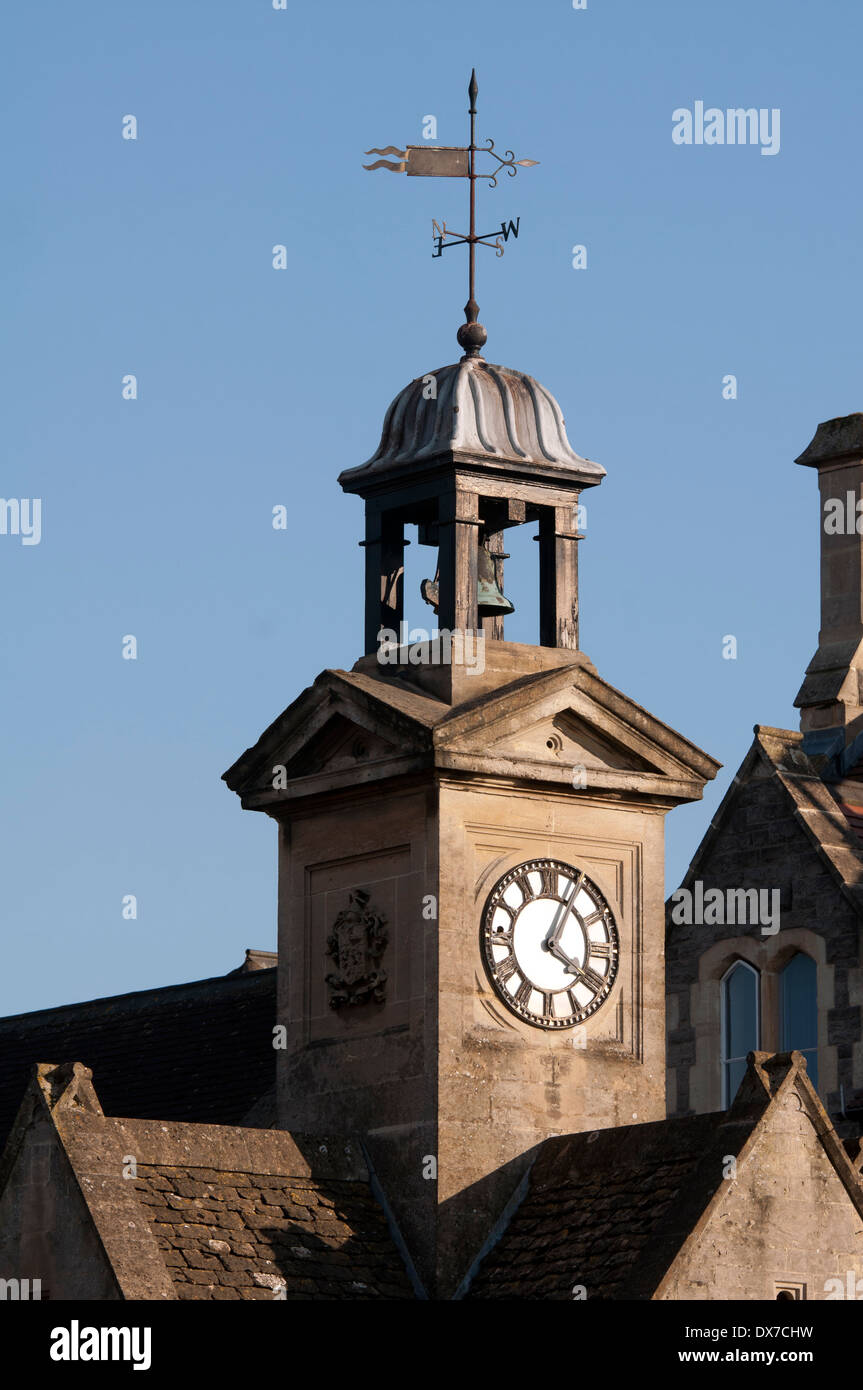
224 342 719 1297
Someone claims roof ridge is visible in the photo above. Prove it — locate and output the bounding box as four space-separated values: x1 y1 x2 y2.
0 963 276 1028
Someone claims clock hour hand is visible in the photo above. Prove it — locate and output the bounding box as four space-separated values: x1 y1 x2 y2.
545 936 579 974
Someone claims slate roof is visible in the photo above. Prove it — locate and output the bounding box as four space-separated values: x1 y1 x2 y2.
0 960 277 1153
466 1111 753 1300
672 725 863 919
0 1063 416 1301
133 1161 414 1300
5 1054 862 1301
467 1051 863 1301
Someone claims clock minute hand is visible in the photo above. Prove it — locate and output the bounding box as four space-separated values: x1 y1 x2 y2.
543 872 584 954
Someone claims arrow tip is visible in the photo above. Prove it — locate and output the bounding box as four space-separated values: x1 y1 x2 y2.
468 69 478 111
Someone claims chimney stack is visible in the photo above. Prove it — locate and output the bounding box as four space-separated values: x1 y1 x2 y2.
796 413 863 752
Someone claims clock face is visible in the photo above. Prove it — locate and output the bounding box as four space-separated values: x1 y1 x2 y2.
481 858 619 1030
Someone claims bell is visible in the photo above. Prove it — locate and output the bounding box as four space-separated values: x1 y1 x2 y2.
420 540 515 618
477 540 515 617
420 576 440 612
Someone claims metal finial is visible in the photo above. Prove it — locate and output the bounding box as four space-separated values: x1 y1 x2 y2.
460 69 484 358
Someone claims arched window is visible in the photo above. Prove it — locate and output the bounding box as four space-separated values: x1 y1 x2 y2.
780 953 818 1091
721 961 760 1107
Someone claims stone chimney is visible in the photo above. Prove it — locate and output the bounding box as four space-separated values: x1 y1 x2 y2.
795 414 863 752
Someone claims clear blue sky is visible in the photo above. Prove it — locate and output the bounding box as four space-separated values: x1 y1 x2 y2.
1 0 858 1014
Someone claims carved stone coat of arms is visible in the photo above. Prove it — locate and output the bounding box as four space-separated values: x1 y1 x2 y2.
325 888 388 1009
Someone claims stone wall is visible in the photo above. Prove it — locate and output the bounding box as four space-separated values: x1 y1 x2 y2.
658 1081 863 1300
0 1102 120 1300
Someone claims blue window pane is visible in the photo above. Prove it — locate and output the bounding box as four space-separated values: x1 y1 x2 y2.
781 954 818 1091
724 964 759 1059
724 1057 748 1107
721 962 759 1106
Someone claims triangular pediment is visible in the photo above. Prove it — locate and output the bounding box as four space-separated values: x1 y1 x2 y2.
223 668 442 807
489 709 662 774
434 662 719 799
283 712 405 780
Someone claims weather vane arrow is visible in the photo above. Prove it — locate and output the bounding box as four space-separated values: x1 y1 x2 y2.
363 69 539 358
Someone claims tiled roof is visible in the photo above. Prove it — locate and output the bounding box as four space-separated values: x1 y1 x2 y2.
468 1050 863 1301
671 726 863 920
6 1053 861 1301
5 1065 417 1302
466 1111 745 1300
0 965 277 1152
134 1162 414 1300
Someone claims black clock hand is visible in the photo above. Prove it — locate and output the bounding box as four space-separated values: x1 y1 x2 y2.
543 872 584 954
546 938 579 973
549 940 608 996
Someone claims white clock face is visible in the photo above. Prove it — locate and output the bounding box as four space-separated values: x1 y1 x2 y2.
481 858 619 1029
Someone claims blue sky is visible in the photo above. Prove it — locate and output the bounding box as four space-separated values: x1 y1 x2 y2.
1 0 859 1014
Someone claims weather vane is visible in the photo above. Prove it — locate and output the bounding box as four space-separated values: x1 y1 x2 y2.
363 69 538 358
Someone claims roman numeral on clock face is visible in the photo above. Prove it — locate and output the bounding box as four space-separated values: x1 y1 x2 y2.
538 865 558 897
573 965 607 994
496 953 518 983
588 941 613 960
510 871 534 903
514 979 533 1009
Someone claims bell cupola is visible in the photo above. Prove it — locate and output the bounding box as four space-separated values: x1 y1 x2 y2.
339 357 605 654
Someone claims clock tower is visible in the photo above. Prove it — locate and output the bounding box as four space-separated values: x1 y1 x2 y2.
225 70 717 1299
224 350 719 1298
